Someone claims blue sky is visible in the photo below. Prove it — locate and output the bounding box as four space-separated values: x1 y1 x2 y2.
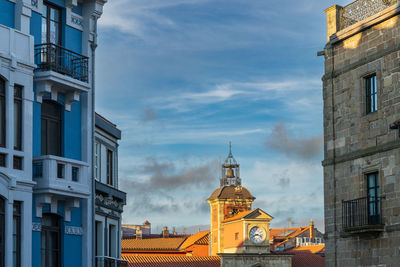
95 0 350 233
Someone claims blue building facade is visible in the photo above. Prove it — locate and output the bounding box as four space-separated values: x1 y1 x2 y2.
0 0 109 266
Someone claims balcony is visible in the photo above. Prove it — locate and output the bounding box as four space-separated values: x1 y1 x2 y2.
35 43 88 82
95 256 128 267
0 24 35 69
95 180 126 213
341 197 384 235
33 43 90 111
33 155 90 221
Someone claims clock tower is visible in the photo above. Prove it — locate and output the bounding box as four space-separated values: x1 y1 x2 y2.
208 144 292 266
207 143 255 256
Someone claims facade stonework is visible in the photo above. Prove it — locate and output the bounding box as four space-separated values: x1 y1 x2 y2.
220 254 291 267
322 1 400 266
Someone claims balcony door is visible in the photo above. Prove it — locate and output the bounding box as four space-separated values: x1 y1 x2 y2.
367 172 380 225
41 100 62 156
41 214 61 267
42 2 61 45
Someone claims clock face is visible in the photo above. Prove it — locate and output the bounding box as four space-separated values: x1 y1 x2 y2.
249 226 265 244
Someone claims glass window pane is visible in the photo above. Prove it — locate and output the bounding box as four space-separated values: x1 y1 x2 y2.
49 21 59 45
50 8 59 22
0 96 5 147
41 17 47 43
14 101 21 150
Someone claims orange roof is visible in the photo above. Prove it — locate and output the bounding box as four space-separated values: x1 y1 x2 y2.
222 209 255 223
270 227 309 248
287 244 325 255
122 238 186 251
122 255 220 267
292 253 325 267
180 231 210 250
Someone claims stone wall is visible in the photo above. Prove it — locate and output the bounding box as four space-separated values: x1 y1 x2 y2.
220 253 291 267
323 4 400 267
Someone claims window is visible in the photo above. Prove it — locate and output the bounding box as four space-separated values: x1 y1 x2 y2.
367 172 380 224
72 166 79 182
41 100 62 156
106 149 113 186
95 142 100 180
296 237 303 247
235 232 239 240
13 202 21 267
109 224 116 257
14 86 22 151
13 156 23 170
41 214 60 267
0 197 5 267
42 2 61 45
0 154 5 167
0 79 5 148
366 74 378 114
57 164 64 178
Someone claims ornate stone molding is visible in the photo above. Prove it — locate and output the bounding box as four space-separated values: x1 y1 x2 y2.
66 8 84 31
32 222 41 232
95 194 124 212
340 0 399 30
65 226 83 236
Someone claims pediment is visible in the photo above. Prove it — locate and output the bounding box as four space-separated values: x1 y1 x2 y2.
243 208 273 221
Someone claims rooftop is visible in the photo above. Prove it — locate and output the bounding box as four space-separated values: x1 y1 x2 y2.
122 238 186 251
179 231 210 250
207 185 255 201
121 256 220 267
286 244 325 255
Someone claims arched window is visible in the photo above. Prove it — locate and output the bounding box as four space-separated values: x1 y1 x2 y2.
0 78 5 148
41 213 61 267
0 197 5 267
41 100 62 156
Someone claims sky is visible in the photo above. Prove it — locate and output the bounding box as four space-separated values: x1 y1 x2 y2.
94 0 350 234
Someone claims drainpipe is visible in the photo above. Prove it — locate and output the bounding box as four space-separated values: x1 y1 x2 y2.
91 16 98 267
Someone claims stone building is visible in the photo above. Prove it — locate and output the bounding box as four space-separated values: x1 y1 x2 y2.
322 0 400 266
94 113 126 265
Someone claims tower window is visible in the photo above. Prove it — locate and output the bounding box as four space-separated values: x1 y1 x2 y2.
366 74 377 114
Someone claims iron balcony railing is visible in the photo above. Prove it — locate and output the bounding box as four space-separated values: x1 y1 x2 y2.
34 43 89 82
95 256 128 267
342 196 383 230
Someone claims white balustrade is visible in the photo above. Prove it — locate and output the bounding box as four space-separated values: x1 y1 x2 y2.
33 155 90 198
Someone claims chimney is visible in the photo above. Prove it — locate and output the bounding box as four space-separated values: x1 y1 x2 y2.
162 226 170 238
310 219 315 243
325 5 343 42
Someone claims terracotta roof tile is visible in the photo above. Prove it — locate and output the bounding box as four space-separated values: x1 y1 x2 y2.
122 238 187 251
287 244 325 255
292 253 325 267
122 255 220 267
222 209 255 223
180 231 210 250
207 186 255 201
271 227 309 248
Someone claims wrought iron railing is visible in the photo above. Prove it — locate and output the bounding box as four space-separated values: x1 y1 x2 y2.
340 0 399 30
342 196 383 230
34 43 89 82
95 256 128 267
